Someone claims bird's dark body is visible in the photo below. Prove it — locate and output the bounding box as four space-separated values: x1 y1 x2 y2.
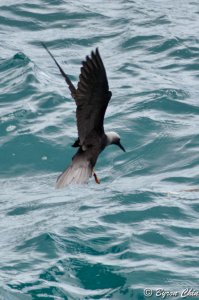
72 132 107 168
68 48 111 174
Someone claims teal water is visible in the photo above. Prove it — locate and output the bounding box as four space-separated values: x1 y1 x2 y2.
0 1 199 299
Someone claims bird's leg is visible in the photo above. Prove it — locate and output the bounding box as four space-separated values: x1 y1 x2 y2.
93 170 100 184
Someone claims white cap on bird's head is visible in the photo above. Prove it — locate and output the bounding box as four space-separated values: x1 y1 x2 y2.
106 131 126 152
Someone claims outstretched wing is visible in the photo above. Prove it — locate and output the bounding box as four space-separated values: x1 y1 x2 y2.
42 44 112 146
75 48 112 145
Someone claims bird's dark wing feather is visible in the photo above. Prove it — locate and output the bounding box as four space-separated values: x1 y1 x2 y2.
42 44 111 146
41 43 76 98
74 48 112 145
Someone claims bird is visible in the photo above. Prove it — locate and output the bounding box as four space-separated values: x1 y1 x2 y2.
42 43 125 188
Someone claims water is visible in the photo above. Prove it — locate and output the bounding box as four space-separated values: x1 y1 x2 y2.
0 1 199 299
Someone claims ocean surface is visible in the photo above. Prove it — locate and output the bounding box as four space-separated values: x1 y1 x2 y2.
0 1 199 299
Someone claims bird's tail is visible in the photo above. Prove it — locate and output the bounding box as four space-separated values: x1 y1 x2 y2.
56 159 93 188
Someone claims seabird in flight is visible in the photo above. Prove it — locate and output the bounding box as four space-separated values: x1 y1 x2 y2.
42 43 125 188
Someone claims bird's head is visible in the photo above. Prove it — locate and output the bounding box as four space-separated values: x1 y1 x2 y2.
106 131 126 152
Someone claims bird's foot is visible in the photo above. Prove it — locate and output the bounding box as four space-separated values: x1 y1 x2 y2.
93 171 100 184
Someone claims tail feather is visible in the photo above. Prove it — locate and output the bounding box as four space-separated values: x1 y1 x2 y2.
56 160 92 189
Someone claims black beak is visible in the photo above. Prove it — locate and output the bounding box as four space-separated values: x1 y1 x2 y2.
117 141 126 152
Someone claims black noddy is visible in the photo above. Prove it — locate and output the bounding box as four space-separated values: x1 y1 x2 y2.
42 43 125 188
